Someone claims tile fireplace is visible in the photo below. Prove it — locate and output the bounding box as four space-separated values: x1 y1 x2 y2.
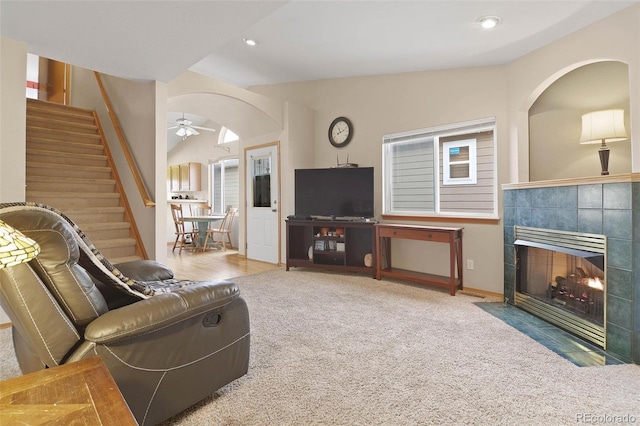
503 177 639 364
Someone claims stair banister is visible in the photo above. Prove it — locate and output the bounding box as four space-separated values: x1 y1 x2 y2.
93 72 155 207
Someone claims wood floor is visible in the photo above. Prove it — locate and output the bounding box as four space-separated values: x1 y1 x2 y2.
164 244 281 282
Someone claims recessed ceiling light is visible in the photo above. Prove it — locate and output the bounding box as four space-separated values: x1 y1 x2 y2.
477 16 501 29
243 38 258 46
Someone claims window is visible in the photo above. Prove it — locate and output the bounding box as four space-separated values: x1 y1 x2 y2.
443 139 476 185
382 118 496 218
210 158 239 214
219 127 239 144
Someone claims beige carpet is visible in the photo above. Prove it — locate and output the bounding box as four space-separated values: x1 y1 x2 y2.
2 269 639 425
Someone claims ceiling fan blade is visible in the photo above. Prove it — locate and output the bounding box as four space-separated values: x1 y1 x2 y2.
192 126 216 132
167 125 179 130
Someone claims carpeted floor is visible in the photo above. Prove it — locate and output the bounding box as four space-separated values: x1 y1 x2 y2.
2 269 639 425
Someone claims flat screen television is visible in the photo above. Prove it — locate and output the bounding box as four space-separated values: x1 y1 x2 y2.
294 167 374 219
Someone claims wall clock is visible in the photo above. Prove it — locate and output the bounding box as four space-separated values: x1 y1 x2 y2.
328 116 353 147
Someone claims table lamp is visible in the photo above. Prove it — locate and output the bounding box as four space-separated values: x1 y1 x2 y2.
579 109 628 175
0 219 41 269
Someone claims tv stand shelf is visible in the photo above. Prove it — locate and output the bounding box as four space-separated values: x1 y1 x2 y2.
286 220 376 277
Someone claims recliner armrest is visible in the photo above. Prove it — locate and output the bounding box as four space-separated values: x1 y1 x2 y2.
84 281 239 344
113 260 175 281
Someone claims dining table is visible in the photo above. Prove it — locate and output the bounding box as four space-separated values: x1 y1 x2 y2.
182 214 226 251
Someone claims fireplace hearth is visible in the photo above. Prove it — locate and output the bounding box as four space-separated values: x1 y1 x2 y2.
514 226 606 347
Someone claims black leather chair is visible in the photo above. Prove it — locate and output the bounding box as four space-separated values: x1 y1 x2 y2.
0 203 250 425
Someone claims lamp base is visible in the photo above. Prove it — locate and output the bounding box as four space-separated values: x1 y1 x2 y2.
598 144 610 176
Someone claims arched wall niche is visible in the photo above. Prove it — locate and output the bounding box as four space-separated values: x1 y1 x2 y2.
527 60 631 181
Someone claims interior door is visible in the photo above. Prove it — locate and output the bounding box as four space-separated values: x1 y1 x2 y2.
245 144 279 264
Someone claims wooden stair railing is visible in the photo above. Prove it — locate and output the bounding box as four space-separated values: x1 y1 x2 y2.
93 71 155 207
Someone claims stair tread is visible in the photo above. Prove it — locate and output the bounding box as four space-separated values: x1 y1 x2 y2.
27 136 104 148
27 99 94 116
27 176 115 184
111 256 143 265
27 126 101 139
27 162 111 172
27 191 120 198
81 222 131 230
27 148 107 160
28 116 98 132
62 206 125 213
92 238 137 248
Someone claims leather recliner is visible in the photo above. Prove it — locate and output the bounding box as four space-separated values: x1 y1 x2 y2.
0 203 250 425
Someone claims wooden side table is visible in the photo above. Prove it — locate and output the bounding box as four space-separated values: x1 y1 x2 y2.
0 356 137 425
375 223 463 295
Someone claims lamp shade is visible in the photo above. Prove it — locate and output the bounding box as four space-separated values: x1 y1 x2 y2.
0 219 40 269
579 109 628 145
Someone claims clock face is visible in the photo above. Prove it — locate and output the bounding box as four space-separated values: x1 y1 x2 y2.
329 117 353 147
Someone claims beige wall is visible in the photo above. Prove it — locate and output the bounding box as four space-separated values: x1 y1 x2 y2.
247 4 639 294
251 66 508 292
0 37 27 203
506 4 640 183
70 67 159 259
0 37 28 323
529 61 631 181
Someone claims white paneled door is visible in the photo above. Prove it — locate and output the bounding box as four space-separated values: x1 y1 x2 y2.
245 144 279 264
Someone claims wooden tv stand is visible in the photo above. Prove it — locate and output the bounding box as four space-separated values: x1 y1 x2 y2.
375 223 463 295
286 219 376 277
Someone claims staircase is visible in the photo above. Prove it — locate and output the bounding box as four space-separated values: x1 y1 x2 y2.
25 98 145 264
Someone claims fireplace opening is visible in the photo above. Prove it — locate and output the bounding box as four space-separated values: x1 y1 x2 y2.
514 226 606 348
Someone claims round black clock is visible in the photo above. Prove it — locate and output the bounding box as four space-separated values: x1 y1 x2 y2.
328 116 353 147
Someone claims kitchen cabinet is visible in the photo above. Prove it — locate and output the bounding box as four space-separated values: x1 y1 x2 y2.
168 162 201 192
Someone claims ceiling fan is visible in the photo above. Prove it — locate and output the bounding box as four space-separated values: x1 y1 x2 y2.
168 113 216 140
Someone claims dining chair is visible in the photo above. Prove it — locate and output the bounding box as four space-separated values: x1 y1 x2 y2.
202 207 237 251
170 204 196 253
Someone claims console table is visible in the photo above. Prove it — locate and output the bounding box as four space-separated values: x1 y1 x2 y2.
375 224 463 295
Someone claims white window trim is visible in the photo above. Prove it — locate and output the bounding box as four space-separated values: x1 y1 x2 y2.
382 117 497 219
443 139 477 185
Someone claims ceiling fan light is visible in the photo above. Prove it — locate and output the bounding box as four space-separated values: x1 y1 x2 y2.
176 127 187 137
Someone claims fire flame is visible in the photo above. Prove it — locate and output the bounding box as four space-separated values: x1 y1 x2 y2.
587 277 604 290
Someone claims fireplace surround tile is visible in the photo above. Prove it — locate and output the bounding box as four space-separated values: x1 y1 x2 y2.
578 209 603 234
607 238 633 270
604 183 631 209
603 209 632 239
531 208 550 228
606 322 633 361
607 266 633 299
608 294 633 330
532 187 557 208
553 208 578 231
578 184 603 209
516 190 532 208
556 186 578 208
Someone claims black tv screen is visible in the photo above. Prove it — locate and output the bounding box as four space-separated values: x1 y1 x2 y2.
295 167 374 219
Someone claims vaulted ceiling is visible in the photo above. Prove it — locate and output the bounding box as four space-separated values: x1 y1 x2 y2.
2 1 636 88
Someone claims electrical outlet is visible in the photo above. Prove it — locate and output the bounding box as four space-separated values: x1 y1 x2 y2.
467 259 474 270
